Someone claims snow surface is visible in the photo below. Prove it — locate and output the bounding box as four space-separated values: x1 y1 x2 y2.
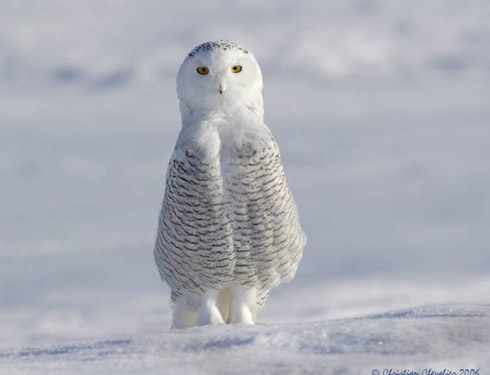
1 304 489 375
1 0 490 373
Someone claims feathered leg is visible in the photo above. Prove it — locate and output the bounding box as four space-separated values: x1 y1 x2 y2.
197 289 226 326
229 284 258 324
171 298 198 329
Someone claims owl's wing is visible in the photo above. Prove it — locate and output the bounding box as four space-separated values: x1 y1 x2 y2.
224 136 306 300
154 148 234 303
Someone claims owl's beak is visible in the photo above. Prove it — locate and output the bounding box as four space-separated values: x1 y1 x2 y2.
219 83 226 95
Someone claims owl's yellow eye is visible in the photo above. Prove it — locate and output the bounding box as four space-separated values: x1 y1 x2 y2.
196 66 209 75
231 65 242 73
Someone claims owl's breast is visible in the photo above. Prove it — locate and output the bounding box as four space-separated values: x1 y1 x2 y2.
157 119 303 297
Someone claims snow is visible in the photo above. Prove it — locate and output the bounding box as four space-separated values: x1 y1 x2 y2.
1 304 489 374
1 0 490 373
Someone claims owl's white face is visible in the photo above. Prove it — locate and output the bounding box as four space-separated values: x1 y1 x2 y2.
177 41 264 120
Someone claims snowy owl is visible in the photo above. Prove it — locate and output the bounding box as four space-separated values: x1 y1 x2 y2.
154 41 306 329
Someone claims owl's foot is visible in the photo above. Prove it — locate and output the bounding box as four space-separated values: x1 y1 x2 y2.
171 299 198 329
229 284 258 324
197 289 226 326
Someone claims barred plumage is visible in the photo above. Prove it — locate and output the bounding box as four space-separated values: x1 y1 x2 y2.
153 41 305 328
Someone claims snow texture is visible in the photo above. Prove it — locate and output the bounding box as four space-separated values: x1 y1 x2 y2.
1 304 489 374
1 0 489 373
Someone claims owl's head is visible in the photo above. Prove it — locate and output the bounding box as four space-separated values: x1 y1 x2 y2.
177 41 264 121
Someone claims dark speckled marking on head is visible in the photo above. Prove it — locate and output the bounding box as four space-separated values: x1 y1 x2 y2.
188 40 249 57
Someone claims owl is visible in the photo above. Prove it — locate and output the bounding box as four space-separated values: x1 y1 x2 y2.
154 41 306 329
